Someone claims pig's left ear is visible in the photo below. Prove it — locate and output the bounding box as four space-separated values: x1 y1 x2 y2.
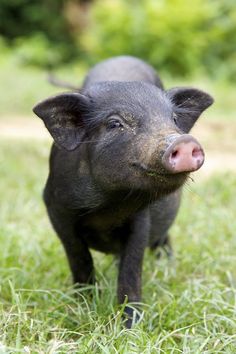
33 92 90 151
167 87 214 133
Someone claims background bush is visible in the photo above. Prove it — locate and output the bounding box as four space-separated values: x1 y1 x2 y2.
82 0 212 76
0 0 235 79
0 0 77 67
82 0 236 79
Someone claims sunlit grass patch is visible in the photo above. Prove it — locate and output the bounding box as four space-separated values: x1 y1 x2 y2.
0 139 236 352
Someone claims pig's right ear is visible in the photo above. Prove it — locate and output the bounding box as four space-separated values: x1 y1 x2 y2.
167 87 214 133
33 92 90 151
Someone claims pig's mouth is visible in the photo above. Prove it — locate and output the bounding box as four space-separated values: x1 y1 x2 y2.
132 161 188 187
132 162 161 176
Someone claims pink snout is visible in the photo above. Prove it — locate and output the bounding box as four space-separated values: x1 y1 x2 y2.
162 135 204 173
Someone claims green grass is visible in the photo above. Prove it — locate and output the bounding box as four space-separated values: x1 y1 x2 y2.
1 48 236 352
0 138 236 353
0 53 87 118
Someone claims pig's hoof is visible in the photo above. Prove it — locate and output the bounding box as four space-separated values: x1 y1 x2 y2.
123 306 141 328
73 281 97 299
151 235 173 259
155 244 173 259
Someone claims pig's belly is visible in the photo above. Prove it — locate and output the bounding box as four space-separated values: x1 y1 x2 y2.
85 231 124 254
75 219 131 254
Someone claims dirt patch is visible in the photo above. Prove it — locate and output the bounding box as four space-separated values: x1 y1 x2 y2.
0 116 50 140
1 116 236 177
192 120 236 178
192 120 236 153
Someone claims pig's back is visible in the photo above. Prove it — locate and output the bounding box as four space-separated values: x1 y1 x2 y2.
83 56 163 89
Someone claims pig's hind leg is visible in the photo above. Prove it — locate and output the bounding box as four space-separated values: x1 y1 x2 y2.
150 232 173 258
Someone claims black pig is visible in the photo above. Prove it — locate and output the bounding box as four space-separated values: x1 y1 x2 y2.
33 56 213 327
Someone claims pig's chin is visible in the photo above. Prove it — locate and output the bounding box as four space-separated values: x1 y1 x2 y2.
153 173 188 193
146 172 188 195
132 162 188 194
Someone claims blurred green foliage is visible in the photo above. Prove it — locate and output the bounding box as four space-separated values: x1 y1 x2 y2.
0 0 76 67
0 0 235 79
0 0 69 41
82 0 212 76
82 0 236 79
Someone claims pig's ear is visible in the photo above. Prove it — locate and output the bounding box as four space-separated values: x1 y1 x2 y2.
167 87 214 132
33 92 90 151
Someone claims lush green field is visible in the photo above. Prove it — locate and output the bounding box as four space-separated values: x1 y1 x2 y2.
1 49 236 352
0 54 85 118
0 138 236 353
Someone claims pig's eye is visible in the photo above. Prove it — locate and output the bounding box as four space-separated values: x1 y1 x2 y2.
173 113 178 125
106 118 124 130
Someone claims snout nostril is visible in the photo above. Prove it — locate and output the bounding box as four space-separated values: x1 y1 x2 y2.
171 150 178 159
192 147 202 158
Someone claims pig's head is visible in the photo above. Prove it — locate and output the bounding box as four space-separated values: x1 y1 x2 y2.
33 81 213 195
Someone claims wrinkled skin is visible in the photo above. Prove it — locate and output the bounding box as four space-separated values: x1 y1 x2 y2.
33 56 213 327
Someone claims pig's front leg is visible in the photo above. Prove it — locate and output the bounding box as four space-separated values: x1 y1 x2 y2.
46 205 95 285
117 209 150 328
